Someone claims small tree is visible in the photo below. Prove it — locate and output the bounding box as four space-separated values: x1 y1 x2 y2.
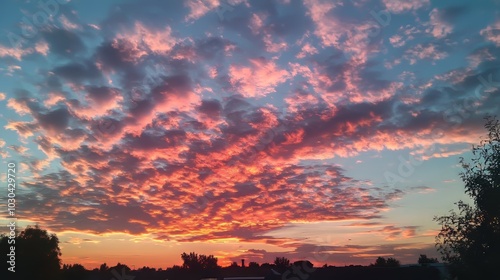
99 262 109 272
386 257 400 267
372 256 400 267
109 262 131 272
248 262 259 268
181 252 219 271
434 116 500 279
62 264 87 280
260 262 272 269
274 257 290 269
418 254 438 266
373 257 386 267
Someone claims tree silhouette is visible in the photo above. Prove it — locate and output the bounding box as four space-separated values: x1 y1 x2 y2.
434 116 500 279
248 261 259 268
0 225 62 280
260 262 272 269
180 252 219 271
274 256 290 269
418 254 438 266
109 262 131 272
62 263 87 280
386 257 400 267
372 257 400 267
99 262 109 272
373 257 386 267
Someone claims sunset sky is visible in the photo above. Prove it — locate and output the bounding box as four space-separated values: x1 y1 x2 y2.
1 0 500 270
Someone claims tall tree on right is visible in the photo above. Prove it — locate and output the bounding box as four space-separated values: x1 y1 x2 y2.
434 116 500 279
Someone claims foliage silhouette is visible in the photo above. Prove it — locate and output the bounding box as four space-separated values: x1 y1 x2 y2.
372 256 400 267
99 262 109 272
62 263 88 280
418 254 438 266
434 116 500 279
274 256 291 269
386 257 400 267
248 261 260 268
373 256 387 267
180 252 219 271
0 225 62 280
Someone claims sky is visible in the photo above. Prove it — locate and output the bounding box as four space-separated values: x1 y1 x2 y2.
1 0 500 270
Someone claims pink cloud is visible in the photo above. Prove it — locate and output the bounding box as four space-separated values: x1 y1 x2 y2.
249 13 266 35
377 225 418 240
303 0 343 48
0 139 7 158
5 121 38 139
404 43 448 65
296 42 318 58
184 0 247 21
304 0 383 65
35 40 49 56
113 21 178 62
184 0 220 21
229 58 290 98
249 13 287 53
467 48 495 68
427 8 453 38
481 20 500 46
43 92 66 107
389 34 405 47
0 44 33 60
382 0 429 14
7 98 32 115
263 34 288 53
88 24 100 30
390 25 421 48
58 14 80 30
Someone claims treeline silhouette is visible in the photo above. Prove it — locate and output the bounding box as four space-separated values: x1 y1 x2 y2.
1 226 442 280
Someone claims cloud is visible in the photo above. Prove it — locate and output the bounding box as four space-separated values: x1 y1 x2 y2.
467 47 495 68
382 0 429 14
409 186 436 194
481 20 500 46
427 8 453 38
41 27 86 57
52 60 102 83
184 0 220 21
296 42 318 58
389 25 421 49
229 57 290 98
198 99 222 119
303 0 342 47
404 43 448 65
0 44 33 60
118 22 178 55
